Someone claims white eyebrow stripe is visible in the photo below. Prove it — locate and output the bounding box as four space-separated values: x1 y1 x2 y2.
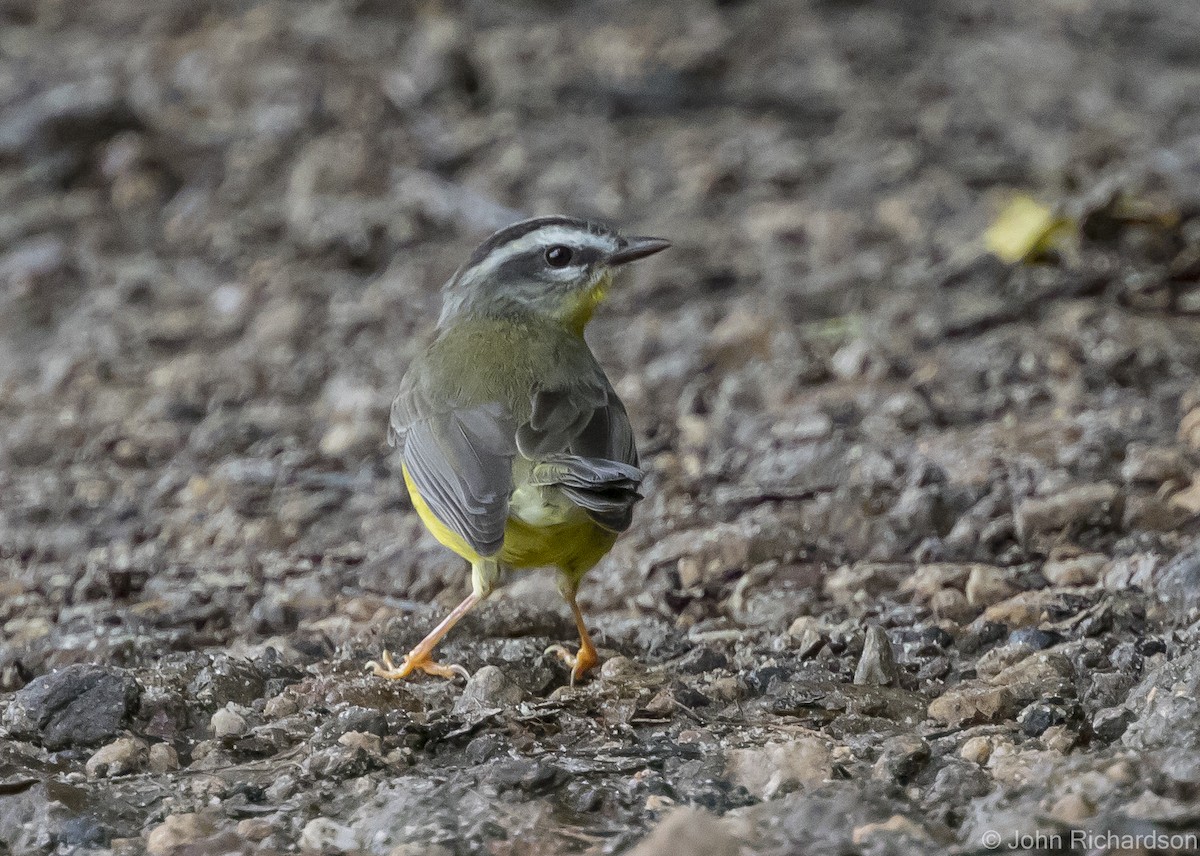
461 225 619 283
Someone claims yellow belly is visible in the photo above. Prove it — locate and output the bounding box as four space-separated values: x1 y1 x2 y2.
403 465 617 576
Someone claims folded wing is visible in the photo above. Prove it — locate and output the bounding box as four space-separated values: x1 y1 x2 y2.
519 374 644 532
393 392 516 557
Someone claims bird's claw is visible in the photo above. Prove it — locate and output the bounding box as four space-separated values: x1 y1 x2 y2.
545 643 599 687
366 649 469 682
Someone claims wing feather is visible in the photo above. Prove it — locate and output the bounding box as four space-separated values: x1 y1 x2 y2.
397 399 516 557
518 370 644 532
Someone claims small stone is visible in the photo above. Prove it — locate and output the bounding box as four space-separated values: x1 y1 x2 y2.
824 563 907 604
1015 483 1120 537
797 627 824 659
1048 793 1094 824
7 664 140 750
627 807 739 856
299 818 358 853
1092 706 1134 742
854 625 899 687
959 736 992 765
642 691 676 718
928 683 1016 727
1121 443 1191 485
830 339 872 380
930 588 974 622
982 591 1052 627
146 813 218 856
1105 760 1136 784
726 738 831 799
85 736 149 779
599 656 642 681
237 818 273 841
1017 700 1070 736
852 814 934 845
263 695 298 719
210 706 248 738
989 651 1073 704
1042 554 1107 587
319 421 375 458
453 665 525 716
338 731 383 756
901 563 972 602
965 565 1017 607
787 615 818 638
148 743 180 773
873 734 929 782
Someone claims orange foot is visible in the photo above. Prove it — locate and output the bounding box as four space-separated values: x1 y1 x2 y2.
545 643 600 686
365 649 469 681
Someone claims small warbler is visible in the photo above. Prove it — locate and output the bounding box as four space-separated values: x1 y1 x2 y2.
369 216 670 684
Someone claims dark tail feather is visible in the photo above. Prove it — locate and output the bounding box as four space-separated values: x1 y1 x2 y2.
531 455 644 532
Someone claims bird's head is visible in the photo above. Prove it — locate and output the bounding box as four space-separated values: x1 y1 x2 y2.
438 216 670 333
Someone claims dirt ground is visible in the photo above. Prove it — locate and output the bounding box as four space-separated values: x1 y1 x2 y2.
3 0 1200 853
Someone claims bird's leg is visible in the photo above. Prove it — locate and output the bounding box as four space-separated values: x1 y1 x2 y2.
368 559 500 682
546 573 600 686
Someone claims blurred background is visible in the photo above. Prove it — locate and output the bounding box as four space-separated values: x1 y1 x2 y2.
3 0 1200 853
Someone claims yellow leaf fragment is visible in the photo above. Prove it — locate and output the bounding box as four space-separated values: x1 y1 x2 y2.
984 195 1073 264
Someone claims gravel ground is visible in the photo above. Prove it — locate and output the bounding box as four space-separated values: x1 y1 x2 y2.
3 1 1200 854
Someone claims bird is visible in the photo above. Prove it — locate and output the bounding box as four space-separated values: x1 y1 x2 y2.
368 216 670 685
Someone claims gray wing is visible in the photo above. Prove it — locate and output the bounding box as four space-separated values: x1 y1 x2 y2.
392 388 516 557
519 374 643 532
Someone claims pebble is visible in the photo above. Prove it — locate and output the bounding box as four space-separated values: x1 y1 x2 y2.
210 706 249 738
1014 483 1120 537
85 736 149 779
263 694 299 719
1047 792 1094 824
988 651 1073 704
146 813 218 856
236 818 274 841
1121 443 1191 484
787 615 818 638
927 683 1016 727
959 736 992 765
1042 553 1107 586
599 656 643 681
299 818 358 853
965 565 1017 607
930 588 974 622
854 625 899 686
852 814 934 845
453 665 526 715
626 807 739 856
148 743 180 773
873 734 929 782
725 738 831 799
338 730 383 756
6 664 141 750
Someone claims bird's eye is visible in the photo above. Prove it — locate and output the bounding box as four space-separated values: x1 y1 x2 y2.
544 245 573 268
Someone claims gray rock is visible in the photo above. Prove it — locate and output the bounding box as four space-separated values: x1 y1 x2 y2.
1122 649 1200 781
854 625 899 687
1092 706 1134 742
6 664 140 750
453 665 526 716
873 734 930 783
85 736 149 779
1154 539 1200 608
